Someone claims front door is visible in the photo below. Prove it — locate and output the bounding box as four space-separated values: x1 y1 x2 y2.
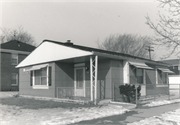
75 67 85 97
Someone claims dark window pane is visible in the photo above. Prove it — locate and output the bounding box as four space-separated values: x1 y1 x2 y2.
76 69 83 88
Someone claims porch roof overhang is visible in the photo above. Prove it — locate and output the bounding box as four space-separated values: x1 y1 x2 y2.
128 61 153 69
158 68 174 73
92 51 167 67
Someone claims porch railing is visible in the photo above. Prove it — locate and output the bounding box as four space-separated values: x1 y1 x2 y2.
57 87 91 99
57 87 74 99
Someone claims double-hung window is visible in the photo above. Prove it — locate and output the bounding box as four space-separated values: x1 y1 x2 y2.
11 73 18 86
130 65 144 84
136 68 144 84
34 67 48 85
158 69 167 84
30 66 51 89
11 53 18 65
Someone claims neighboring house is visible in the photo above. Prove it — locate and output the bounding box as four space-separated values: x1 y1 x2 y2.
161 59 180 75
161 59 180 85
0 40 36 91
16 40 173 103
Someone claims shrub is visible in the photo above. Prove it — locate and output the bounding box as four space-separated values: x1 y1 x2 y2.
119 84 141 103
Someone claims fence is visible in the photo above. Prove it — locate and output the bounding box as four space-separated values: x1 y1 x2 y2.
57 87 74 99
113 83 180 104
139 83 180 102
57 87 91 100
169 84 180 99
56 83 180 103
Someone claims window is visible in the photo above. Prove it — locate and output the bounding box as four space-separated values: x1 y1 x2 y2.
136 68 144 84
130 65 144 84
31 66 51 89
11 73 18 85
76 68 83 89
158 69 167 84
11 53 18 65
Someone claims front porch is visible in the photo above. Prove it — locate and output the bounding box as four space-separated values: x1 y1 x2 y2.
54 55 111 104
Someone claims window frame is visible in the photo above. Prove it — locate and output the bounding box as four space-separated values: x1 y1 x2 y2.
11 73 18 86
32 66 49 89
136 68 145 84
11 53 18 65
157 69 168 85
129 65 145 84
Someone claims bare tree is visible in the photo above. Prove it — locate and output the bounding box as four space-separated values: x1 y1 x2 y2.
98 34 153 59
0 27 36 46
146 0 180 58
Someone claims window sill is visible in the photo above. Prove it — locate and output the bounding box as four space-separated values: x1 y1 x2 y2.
156 84 168 87
32 86 49 89
11 84 18 86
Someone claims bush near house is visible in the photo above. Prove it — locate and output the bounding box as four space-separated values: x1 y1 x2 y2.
119 84 141 103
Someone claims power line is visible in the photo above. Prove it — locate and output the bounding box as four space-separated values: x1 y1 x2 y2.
146 46 154 60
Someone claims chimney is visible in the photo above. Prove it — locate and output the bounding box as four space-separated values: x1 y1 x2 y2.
65 40 73 45
67 40 71 43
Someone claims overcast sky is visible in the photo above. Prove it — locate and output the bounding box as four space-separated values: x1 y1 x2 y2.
1 0 178 60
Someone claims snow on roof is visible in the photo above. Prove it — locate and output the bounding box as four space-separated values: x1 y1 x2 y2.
16 41 93 68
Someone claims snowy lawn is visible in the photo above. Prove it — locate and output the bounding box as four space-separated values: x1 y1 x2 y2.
143 98 180 107
0 94 129 125
128 109 180 125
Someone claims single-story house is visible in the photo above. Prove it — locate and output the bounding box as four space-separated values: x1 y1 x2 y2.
160 59 180 92
16 40 174 103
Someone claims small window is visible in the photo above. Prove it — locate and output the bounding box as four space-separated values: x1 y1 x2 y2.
11 53 18 65
11 73 18 85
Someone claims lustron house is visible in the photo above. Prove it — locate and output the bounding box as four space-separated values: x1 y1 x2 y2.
16 40 173 103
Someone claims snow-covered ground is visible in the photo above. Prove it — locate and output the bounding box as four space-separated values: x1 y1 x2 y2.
0 92 129 125
0 104 128 125
0 92 180 125
128 99 180 125
128 109 180 125
143 98 180 107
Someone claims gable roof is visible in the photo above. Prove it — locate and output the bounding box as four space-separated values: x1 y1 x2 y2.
44 40 168 65
0 40 36 52
16 39 169 68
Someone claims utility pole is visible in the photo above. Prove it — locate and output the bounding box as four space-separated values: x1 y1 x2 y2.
146 46 154 60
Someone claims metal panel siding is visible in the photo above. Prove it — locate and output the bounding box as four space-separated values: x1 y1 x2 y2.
156 87 169 95
19 63 55 98
145 69 156 95
146 69 156 84
97 60 111 99
111 60 124 101
55 62 74 97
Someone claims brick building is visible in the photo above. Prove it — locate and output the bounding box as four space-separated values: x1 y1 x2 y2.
0 40 35 91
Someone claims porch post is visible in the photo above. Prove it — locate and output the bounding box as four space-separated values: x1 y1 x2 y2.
90 55 98 104
90 56 93 101
95 56 98 104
